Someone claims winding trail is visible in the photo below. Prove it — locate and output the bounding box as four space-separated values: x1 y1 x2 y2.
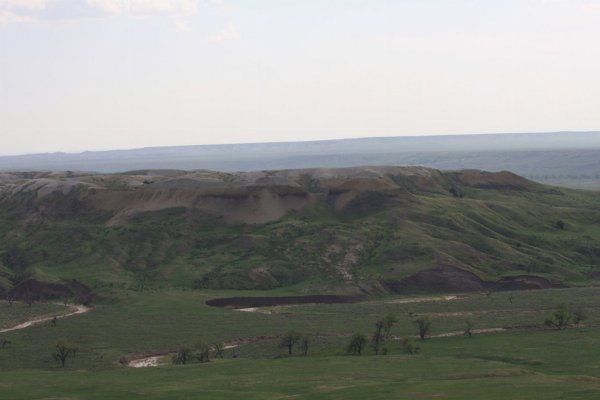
0 304 91 334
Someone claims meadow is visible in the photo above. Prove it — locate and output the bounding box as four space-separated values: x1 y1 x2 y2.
1 286 600 399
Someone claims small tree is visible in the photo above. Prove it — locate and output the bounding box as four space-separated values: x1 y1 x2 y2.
194 342 210 363
464 319 474 338
279 331 301 356
24 293 35 307
383 313 397 339
172 347 192 365
544 303 572 330
572 307 587 326
214 342 225 359
52 341 78 368
346 333 368 355
414 317 432 340
400 337 420 354
300 335 310 356
371 320 385 355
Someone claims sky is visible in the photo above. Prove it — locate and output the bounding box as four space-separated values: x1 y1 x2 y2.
0 0 599 155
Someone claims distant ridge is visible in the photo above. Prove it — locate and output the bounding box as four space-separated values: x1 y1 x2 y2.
1 132 600 189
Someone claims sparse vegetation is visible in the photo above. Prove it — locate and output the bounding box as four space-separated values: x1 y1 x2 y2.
573 307 587 326
383 313 397 339
400 337 420 354
544 303 573 330
371 320 385 355
213 342 225 359
279 332 301 356
346 333 368 355
464 319 474 338
52 341 78 368
194 342 210 363
300 335 310 356
172 347 192 365
414 317 432 340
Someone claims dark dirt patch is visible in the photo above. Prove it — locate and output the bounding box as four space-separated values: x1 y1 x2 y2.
8 279 93 304
340 189 414 215
206 294 364 308
382 265 565 294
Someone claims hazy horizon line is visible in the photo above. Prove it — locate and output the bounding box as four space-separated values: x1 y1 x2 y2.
2 130 599 158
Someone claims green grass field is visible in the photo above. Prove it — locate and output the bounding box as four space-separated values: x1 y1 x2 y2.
1 287 600 398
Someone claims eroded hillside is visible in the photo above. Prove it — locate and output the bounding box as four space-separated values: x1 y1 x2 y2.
1 167 599 297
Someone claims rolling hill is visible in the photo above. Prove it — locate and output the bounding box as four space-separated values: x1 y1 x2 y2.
1 166 599 300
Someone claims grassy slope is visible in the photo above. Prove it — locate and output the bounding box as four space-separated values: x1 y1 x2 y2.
2 183 600 292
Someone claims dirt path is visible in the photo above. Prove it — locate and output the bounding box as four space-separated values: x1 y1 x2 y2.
430 327 507 338
125 335 280 368
384 295 460 304
0 304 91 334
235 307 273 314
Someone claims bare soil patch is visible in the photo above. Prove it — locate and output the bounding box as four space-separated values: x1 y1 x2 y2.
206 294 364 309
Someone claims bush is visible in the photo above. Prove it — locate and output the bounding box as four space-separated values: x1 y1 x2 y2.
400 337 420 354
346 333 368 355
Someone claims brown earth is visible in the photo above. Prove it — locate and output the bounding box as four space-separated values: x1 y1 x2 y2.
382 265 565 294
8 279 93 304
0 166 537 225
206 294 365 308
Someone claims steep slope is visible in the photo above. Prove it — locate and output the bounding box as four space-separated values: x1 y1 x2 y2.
1 167 599 296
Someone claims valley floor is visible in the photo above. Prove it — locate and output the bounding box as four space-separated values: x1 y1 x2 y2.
1 287 600 399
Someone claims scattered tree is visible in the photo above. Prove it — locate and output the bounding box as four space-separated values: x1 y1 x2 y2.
0 338 11 349
555 220 566 230
279 331 301 356
24 293 35 307
414 317 432 340
400 337 420 354
464 319 474 338
172 347 192 365
449 187 464 198
52 341 78 368
213 342 225 359
544 303 572 330
371 320 385 355
346 333 368 355
383 313 397 339
300 335 310 356
50 316 57 327
572 307 587 326
194 342 210 363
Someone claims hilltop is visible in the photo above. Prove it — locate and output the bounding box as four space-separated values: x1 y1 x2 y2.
1 166 599 299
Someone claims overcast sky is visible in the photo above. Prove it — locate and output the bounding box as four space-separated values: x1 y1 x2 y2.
1 0 599 155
